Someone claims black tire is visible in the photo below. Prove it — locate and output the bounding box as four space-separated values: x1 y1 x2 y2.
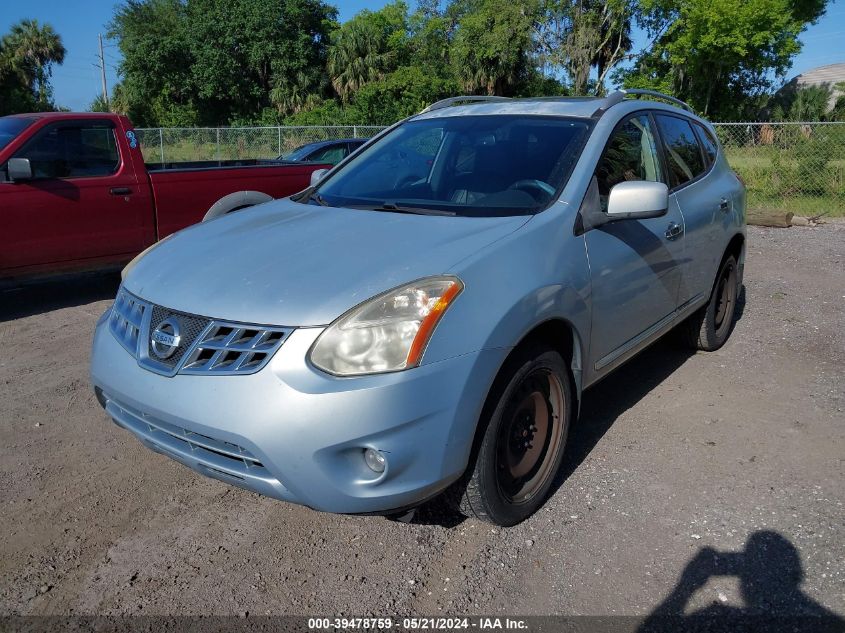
681 254 739 351
459 344 572 526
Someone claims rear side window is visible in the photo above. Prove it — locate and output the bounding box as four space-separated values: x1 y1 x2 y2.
13 123 120 179
309 145 347 165
655 115 705 188
594 114 663 209
694 123 719 167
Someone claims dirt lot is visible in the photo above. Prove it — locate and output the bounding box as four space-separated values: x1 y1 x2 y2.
1 225 843 622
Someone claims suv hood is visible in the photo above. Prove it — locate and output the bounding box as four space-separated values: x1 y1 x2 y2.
124 198 530 326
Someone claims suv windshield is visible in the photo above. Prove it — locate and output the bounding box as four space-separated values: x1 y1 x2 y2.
308 115 591 217
0 117 35 151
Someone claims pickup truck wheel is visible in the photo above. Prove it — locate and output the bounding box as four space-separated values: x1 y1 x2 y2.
682 255 738 351
459 344 571 526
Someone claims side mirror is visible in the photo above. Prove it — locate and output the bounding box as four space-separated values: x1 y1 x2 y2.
606 181 669 220
7 157 33 182
309 168 328 187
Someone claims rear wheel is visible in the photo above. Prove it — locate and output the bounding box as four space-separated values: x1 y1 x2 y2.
459 344 571 526
682 255 739 351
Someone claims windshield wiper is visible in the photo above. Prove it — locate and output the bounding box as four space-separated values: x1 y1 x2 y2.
307 190 329 206
294 186 329 206
363 202 456 217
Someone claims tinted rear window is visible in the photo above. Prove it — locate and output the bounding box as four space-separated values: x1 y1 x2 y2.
694 123 719 167
655 115 705 188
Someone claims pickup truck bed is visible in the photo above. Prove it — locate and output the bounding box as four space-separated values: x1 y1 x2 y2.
144 160 323 238
0 112 327 281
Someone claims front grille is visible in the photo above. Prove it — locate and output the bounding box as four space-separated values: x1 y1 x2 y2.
181 323 289 374
109 289 148 355
108 287 292 377
145 305 212 371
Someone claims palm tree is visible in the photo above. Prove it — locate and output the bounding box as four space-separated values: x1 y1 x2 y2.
4 19 66 105
327 20 393 101
271 71 323 115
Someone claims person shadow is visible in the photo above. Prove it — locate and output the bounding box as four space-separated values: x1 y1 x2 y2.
638 530 844 633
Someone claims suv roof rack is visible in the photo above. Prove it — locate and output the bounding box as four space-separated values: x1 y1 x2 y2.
418 90 693 117
420 95 512 113
599 89 694 114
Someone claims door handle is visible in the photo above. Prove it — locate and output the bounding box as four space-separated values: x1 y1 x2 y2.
665 222 684 240
719 197 730 212
110 187 132 196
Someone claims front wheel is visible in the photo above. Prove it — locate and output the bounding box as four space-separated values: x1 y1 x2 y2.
681 255 739 351
459 344 572 526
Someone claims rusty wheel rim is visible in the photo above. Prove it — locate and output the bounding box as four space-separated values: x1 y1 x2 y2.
714 262 736 334
495 369 565 505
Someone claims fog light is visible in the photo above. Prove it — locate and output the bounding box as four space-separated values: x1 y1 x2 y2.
364 448 386 473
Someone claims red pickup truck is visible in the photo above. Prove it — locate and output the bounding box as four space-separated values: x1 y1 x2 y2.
0 112 327 281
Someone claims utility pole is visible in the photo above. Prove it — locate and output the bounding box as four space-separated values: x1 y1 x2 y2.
97 34 109 110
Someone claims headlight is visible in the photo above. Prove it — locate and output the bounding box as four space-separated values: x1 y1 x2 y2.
309 276 463 376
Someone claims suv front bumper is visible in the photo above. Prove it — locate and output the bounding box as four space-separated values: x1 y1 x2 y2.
91 315 506 514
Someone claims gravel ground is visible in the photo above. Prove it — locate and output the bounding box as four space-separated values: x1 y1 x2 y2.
0 225 842 621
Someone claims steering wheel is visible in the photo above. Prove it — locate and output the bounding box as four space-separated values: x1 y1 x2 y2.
508 179 556 201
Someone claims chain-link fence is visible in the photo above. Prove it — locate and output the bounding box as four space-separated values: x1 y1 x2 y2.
714 122 845 218
135 125 388 164
135 122 845 217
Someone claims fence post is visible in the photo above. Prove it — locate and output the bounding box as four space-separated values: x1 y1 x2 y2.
216 128 221 162
278 126 282 156
158 128 164 164
353 125 358 139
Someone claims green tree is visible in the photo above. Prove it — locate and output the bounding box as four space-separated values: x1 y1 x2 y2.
186 0 336 123
89 94 110 113
830 82 845 122
537 0 633 95
621 0 828 119
109 0 195 126
110 0 336 126
772 83 844 121
2 19 66 108
327 2 410 101
450 0 540 95
351 65 460 123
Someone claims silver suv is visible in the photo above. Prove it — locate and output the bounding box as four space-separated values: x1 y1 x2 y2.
91 90 745 526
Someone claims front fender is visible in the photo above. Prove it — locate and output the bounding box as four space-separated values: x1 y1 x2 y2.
424 204 593 390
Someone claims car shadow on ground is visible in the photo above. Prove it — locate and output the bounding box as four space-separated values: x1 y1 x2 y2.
0 271 120 321
637 530 844 632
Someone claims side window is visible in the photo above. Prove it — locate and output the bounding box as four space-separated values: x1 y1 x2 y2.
694 122 719 167
309 145 347 165
654 115 705 188
13 123 120 179
595 114 663 210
